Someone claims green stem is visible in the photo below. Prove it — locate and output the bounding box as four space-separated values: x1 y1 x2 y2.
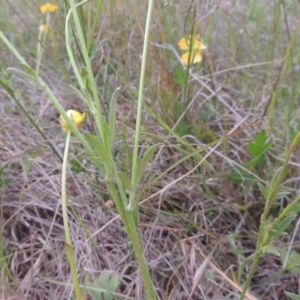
106 180 156 300
128 0 154 210
125 211 156 300
240 129 300 300
67 0 106 143
62 131 82 300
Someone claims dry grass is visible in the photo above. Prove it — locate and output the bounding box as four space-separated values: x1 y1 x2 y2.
1 1 300 299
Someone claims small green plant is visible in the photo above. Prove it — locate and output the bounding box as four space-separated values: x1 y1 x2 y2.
86 271 120 300
0 167 11 189
240 129 300 299
0 0 156 299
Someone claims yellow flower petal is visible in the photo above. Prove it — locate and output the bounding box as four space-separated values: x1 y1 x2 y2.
191 50 203 63
178 37 189 50
181 52 190 65
59 110 86 133
178 35 206 50
178 34 206 65
181 51 203 65
40 3 58 14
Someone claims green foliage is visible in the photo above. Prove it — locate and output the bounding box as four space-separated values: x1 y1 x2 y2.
84 133 109 163
70 158 86 174
198 107 214 123
86 271 120 300
173 66 186 86
227 166 258 186
132 144 159 193
0 167 10 189
262 244 280 256
247 130 272 167
285 292 300 300
280 248 300 274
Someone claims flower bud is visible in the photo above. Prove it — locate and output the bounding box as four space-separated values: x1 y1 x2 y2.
59 110 86 133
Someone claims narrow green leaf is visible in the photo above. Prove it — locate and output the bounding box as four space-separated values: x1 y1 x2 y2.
281 250 300 274
268 215 296 242
107 87 120 152
248 130 268 156
0 167 4 177
22 64 36 79
262 244 280 256
257 182 268 199
269 166 283 197
87 271 120 300
273 191 290 199
285 292 300 300
118 171 132 191
0 178 11 188
84 133 109 163
133 144 159 188
276 215 296 233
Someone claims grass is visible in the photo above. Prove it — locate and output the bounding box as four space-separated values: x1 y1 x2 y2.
1 0 300 299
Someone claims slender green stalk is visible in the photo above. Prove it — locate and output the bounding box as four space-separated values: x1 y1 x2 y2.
35 12 49 76
182 4 196 113
67 0 106 142
62 131 82 300
128 0 154 211
105 181 156 300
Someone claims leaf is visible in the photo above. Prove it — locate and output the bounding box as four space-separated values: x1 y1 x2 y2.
173 65 185 86
276 215 296 232
0 167 11 188
285 292 300 300
107 86 120 152
132 144 159 188
268 215 296 242
118 171 132 191
0 167 4 177
86 271 120 300
70 159 86 174
227 167 258 186
247 131 271 167
248 131 268 156
84 133 109 163
89 39 107 58
287 203 300 215
281 249 300 275
269 166 283 197
257 182 268 198
273 191 291 199
262 244 280 256
199 107 214 122
0 178 10 189
22 64 36 79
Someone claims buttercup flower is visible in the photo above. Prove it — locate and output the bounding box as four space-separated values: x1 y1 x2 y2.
59 110 86 133
40 3 58 14
178 34 206 65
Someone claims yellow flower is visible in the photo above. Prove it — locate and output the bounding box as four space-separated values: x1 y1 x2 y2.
39 24 49 33
59 110 86 133
178 34 206 65
40 3 58 14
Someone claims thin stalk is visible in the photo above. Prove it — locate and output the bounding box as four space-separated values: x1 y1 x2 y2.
102 153 155 298
67 0 106 143
35 12 49 76
62 131 82 300
105 180 156 300
128 0 154 210
182 5 196 113
239 129 300 300
125 211 156 300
